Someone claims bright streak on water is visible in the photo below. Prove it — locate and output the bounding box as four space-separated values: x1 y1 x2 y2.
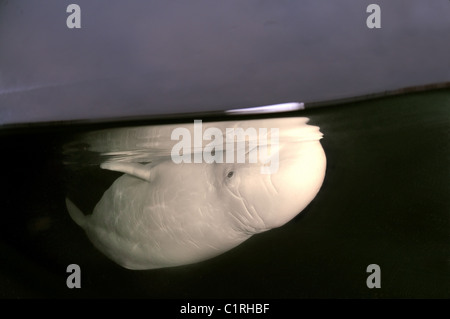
225 102 304 115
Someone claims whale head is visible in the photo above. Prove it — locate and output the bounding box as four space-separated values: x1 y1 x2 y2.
218 117 326 234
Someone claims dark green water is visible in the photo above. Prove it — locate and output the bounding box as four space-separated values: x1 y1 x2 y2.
0 88 449 298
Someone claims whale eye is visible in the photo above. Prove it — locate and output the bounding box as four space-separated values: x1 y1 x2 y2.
227 171 234 178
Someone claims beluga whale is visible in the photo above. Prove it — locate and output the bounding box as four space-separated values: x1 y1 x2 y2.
65 117 326 270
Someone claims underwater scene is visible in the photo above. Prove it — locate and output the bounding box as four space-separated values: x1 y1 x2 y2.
0 87 449 298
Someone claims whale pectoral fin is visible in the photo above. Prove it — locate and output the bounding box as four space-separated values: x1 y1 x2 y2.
100 162 154 182
65 198 87 228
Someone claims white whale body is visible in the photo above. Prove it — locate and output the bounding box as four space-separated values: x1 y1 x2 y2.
65 117 326 270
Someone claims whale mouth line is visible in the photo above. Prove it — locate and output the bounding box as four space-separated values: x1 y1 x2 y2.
242 201 269 235
225 184 268 235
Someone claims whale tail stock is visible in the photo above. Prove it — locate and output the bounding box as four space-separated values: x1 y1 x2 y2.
65 198 87 229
